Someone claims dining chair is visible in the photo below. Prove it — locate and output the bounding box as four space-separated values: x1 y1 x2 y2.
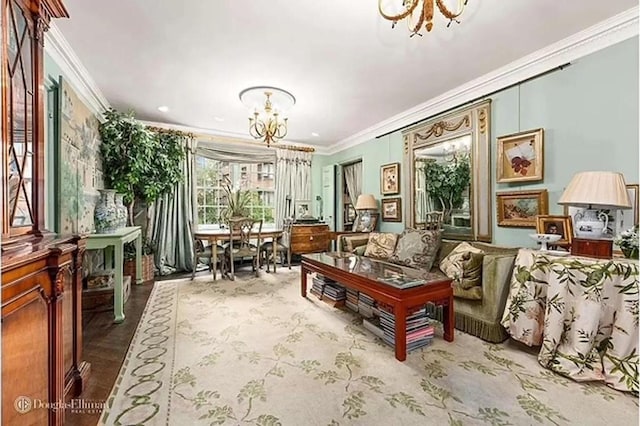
191 222 225 280
260 218 293 272
225 217 263 280
423 211 444 231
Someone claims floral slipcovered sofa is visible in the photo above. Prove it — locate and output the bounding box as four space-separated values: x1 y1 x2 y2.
339 231 519 343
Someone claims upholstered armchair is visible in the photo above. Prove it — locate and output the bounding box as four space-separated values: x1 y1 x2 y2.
225 217 263 280
260 218 293 272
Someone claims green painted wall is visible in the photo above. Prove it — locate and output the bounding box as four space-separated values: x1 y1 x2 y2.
313 37 639 247
314 132 405 233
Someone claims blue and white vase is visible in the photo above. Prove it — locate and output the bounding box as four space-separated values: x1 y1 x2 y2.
94 189 118 233
114 193 128 229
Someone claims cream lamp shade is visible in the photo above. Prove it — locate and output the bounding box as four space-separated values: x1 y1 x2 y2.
558 171 630 239
558 171 630 209
355 194 378 210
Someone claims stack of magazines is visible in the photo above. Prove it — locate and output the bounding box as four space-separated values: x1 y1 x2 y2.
310 274 346 304
323 284 346 302
377 303 434 352
358 293 376 318
345 288 359 312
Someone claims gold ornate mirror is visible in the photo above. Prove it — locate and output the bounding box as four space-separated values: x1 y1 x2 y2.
403 100 492 241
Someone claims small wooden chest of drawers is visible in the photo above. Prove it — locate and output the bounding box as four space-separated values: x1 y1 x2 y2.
291 224 331 255
571 238 613 259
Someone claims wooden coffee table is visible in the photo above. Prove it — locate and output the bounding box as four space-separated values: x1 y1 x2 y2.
301 252 454 361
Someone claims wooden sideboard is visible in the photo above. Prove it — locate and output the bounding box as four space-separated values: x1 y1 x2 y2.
2 235 88 425
290 223 331 255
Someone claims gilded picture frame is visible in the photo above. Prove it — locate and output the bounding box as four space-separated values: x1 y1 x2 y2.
496 189 548 227
535 215 573 246
496 128 544 183
380 162 400 195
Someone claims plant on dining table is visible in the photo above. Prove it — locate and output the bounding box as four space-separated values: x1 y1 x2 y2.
220 175 251 220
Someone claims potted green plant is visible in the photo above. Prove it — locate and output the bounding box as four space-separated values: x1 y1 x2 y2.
220 175 251 221
99 109 186 280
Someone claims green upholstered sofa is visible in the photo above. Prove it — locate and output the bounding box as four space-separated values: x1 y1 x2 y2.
338 234 518 343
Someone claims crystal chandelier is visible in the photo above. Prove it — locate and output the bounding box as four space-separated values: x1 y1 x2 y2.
239 86 296 147
378 0 468 37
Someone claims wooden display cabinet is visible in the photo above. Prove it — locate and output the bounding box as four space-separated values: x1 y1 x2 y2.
1 1 88 424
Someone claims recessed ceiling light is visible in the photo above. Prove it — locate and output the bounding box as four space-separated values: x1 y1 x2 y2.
214 116 225 122
157 106 169 113
311 132 320 137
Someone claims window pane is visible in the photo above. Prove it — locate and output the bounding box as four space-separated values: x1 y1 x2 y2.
195 157 275 226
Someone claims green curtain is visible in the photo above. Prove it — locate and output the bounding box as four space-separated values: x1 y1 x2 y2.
150 136 195 275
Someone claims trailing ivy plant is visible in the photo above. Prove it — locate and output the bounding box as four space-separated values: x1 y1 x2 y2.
424 154 471 223
99 109 186 245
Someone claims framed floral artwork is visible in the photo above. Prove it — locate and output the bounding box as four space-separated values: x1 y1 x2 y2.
496 189 548 227
496 128 544 183
381 163 400 195
535 215 573 246
381 197 402 222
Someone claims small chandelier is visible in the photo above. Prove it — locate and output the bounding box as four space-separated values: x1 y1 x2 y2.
378 0 468 37
239 86 296 147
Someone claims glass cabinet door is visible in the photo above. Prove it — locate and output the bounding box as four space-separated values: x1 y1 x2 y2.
5 0 35 230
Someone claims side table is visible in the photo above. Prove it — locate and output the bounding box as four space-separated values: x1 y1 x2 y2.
86 226 142 323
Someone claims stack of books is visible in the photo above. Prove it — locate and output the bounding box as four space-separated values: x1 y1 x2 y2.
377 303 435 352
323 284 346 302
345 288 359 313
310 274 346 307
358 293 376 318
310 275 329 298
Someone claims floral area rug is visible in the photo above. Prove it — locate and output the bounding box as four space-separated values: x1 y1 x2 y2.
100 267 638 425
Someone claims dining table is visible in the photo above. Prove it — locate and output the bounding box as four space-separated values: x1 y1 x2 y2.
194 226 284 280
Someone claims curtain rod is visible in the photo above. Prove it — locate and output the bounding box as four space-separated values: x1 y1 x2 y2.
193 132 316 153
145 123 316 153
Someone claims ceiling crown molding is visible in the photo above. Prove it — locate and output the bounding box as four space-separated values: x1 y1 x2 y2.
45 22 110 119
325 6 639 155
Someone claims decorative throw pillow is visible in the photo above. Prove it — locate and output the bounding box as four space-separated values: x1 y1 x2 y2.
343 235 370 253
364 232 398 259
389 229 441 270
440 242 485 300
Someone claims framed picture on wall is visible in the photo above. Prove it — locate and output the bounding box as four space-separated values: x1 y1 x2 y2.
496 128 544 183
381 198 402 222
381 163 400 195
496 189 548 227
294 200 313 219
620 184 639 228
535 215 573 246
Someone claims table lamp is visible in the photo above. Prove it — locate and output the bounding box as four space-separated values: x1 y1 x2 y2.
558 172 631 258
558 171 630 241
355 194 378 232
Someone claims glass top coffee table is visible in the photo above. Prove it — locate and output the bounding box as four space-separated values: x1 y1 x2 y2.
301 252 454 361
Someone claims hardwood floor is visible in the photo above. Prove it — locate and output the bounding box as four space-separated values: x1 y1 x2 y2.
66 280 155 426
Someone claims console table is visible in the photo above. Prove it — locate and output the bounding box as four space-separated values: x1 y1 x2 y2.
501 249 639 392
301 253 453 361
86 226 142 323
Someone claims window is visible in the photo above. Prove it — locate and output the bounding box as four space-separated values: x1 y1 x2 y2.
195 157 275 226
